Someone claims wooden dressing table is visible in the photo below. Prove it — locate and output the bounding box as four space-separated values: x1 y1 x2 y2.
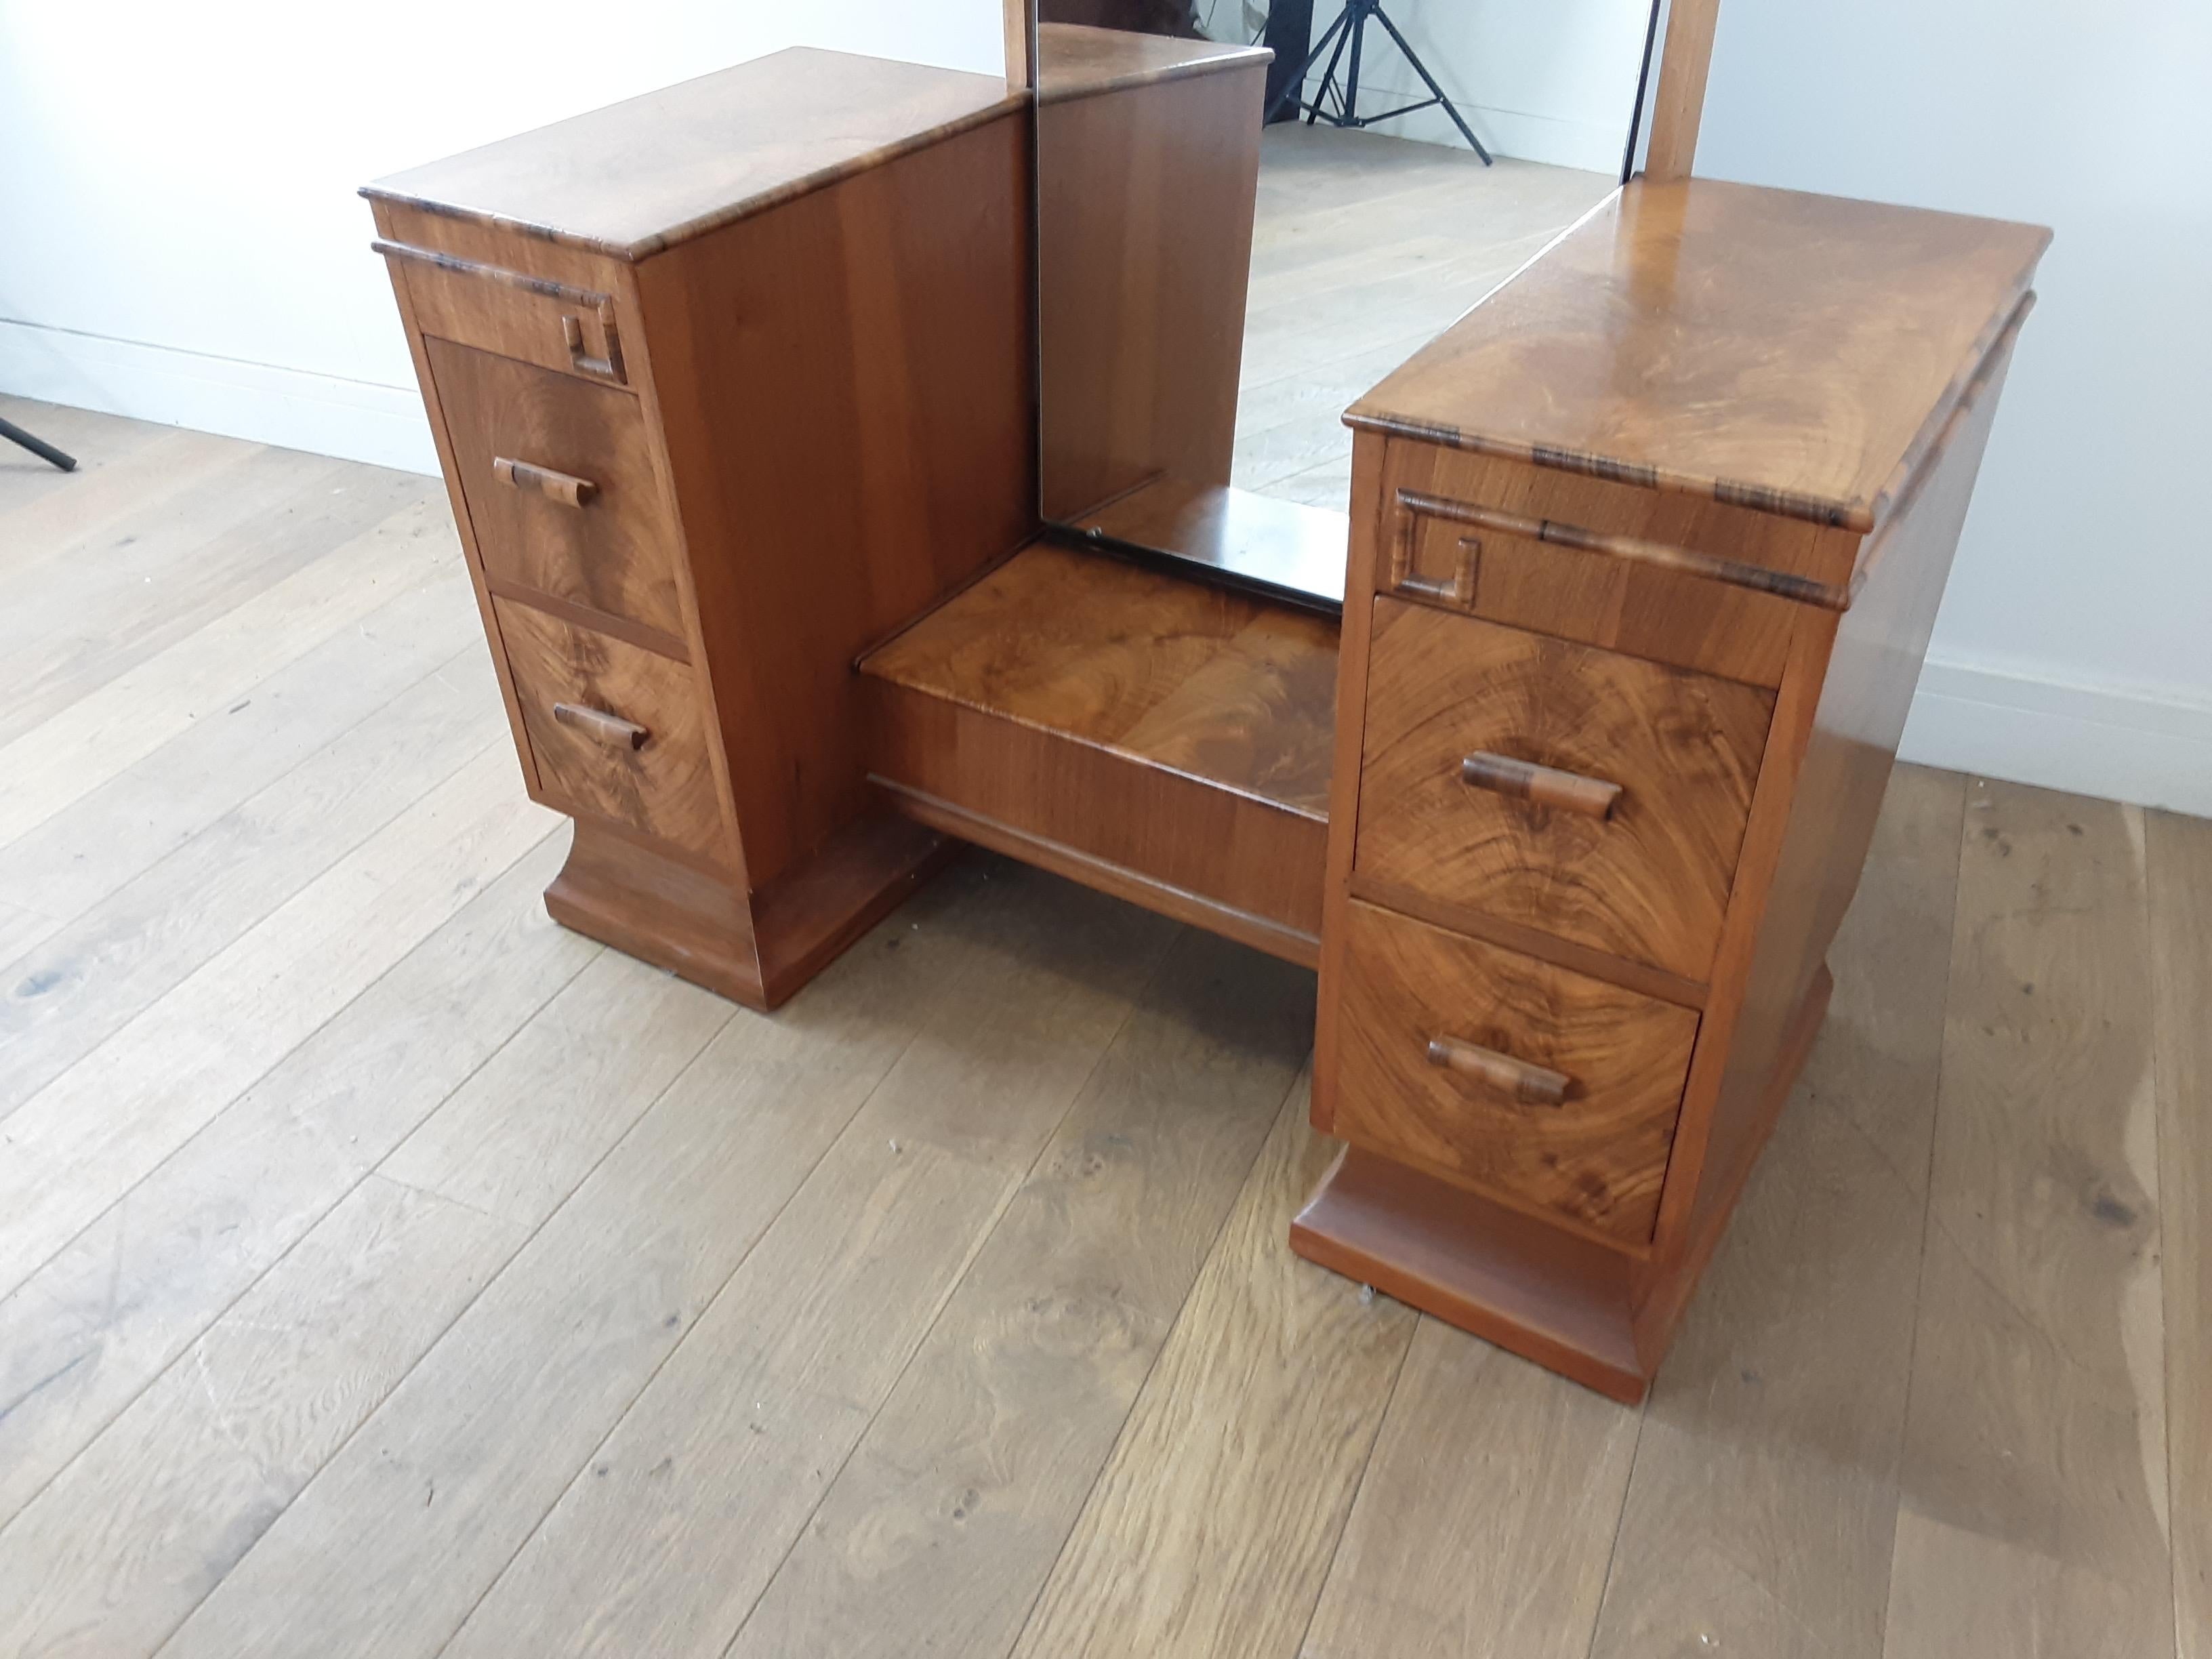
367 35 2045 1401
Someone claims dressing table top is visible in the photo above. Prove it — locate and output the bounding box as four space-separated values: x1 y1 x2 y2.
1037 24 1271 104
362 49 1019 260
1348 178 2050 533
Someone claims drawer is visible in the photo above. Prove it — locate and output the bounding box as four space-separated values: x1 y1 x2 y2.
377 238 630 389
427 337 687 643
1355 598 1773 983
492 596 729 867
1378 459 1841 690
1333 899 1699 1244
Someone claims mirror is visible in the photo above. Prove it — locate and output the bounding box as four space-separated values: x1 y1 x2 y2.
1033 0 1664 609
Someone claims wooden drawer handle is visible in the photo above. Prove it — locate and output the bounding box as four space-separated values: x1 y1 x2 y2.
552 702 648 750
1396 535 1480 606
493 456 598 508
560 312 626 383
1460 752 1622 820
1426 1036 1571 1107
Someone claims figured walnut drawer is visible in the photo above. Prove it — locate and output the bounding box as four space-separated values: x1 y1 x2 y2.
378 238 630 390
493 597 729 867
1355 598 1774 984
1333 899 1699 1245
428 337 687 643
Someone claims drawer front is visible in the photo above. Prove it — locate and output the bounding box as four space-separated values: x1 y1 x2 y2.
493 597 729 867
1334 899 1698 1244
428 337 687 642
1356 598 1773 983
378 239 630 388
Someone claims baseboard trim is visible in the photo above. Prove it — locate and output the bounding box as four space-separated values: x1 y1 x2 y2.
1904 656 2212 817
0 317 438 474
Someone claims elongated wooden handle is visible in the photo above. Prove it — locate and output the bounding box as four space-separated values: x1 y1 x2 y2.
1460 752 1622 820
493 455 598 508
552 702 647 750
1426 1036 1571 1107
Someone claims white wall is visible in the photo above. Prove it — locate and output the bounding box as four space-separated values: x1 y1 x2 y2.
1279 0 1652 172
1697 0 2212 815
0 1 1006 474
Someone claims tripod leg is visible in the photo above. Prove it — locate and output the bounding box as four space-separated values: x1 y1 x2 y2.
1306 12 1354 125
0 415 77 472
1342 4 1368 126
1265 8 1351 123
1370 3 1493 162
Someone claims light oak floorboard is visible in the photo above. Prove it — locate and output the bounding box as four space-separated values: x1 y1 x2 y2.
1 647 503 1117
0 567 480 945
0 448 405 744
1302 1320 1639 1659
163 863 1173 1659
1008 1078 1418 1659
0 485 449 848
0 743 556 1298
725 932 1317 1659
0 1174 523 1659
1883 781 2171 1659
1586 764 1967 1658
0 833 592 1525
0 398 171 526
380 946 735 1229
2148 809 2211 1659
0 422 260 577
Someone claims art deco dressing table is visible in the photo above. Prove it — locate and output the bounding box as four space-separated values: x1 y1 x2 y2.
366 25 2045 1401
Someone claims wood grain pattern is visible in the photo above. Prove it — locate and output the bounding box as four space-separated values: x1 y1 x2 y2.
378 241 632 390
1 651 505 1122
2150 808 2212 1659
426 338 684 642
1300 1322 1642 1658
1036 20 1270 102
417 869 1176 1659
1349 179 2048 533
1883 784 2172 1659
362 49 1022 259
0 745 555 1305
861 544 1338 953
1587 764 1966 1658
864 543 1337 819
1038 40 1266 521
724 930 1314 1659
1357 598 1773 984
0 1175 520 1659
0 483 457 852
1385 438 1839 687
0 836 591 1530
1642 0 1719 181
493 597 729 868
632 106 1033 892
1009 1082 1418 1659
1335 900 1698 1244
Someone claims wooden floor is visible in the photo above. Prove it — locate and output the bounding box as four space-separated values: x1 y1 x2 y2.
2 133 2205 1659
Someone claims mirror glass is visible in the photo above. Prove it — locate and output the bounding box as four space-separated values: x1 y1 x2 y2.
1033 0 1662 608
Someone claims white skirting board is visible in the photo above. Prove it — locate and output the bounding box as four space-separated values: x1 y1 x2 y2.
1901 657 2212 819
0 316 439 476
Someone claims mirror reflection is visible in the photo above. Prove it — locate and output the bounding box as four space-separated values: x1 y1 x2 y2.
1035 0 1662 607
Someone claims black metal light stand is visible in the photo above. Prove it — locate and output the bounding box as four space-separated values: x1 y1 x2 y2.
1263 0 1492 163
0 415 76 472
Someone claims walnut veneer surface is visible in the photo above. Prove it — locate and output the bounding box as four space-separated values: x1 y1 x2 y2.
1307 176 2047 1399
369 45 2047 1408
367 47 1033 1009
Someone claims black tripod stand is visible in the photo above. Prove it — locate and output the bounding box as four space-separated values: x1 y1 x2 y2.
1264 0 1492 163
0 415 76 472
